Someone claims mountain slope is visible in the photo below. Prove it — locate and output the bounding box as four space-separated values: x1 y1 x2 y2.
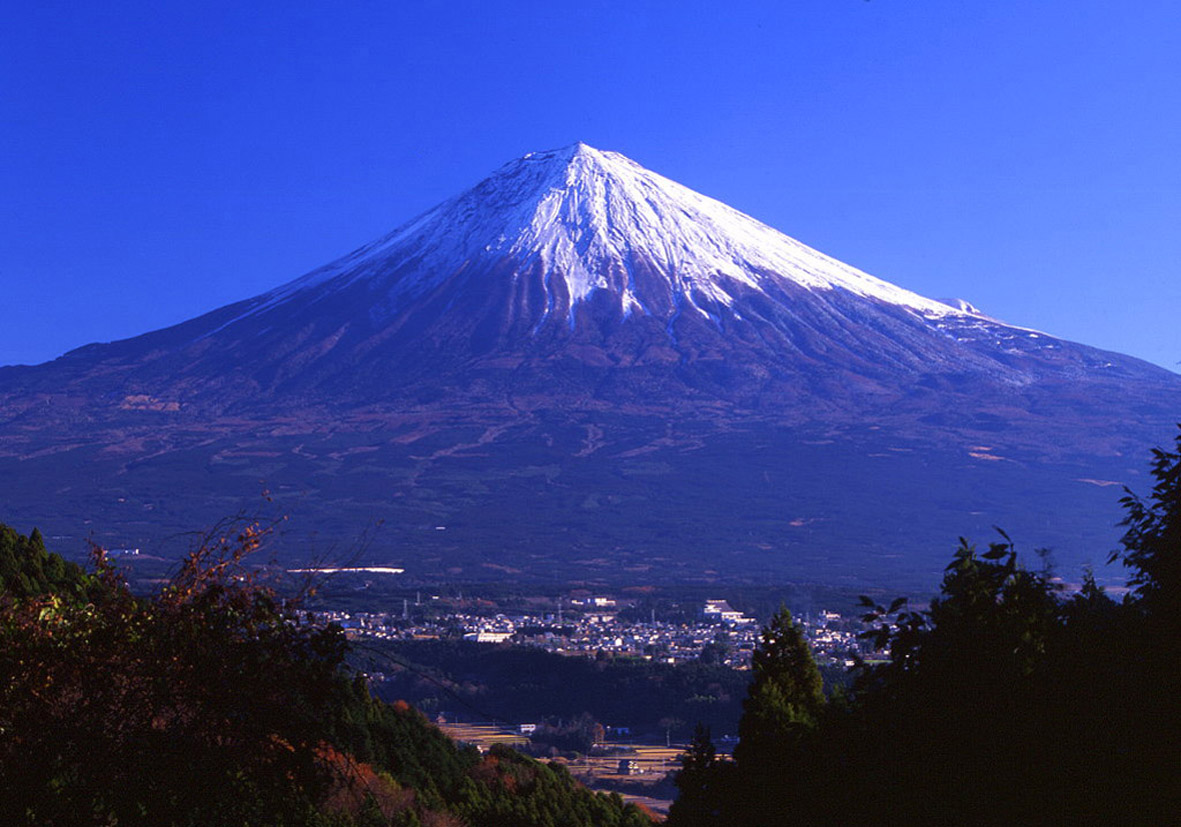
1 144 1178 587
7 142 1159 410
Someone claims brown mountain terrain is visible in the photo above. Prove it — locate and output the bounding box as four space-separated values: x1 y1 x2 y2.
2 144 1178 588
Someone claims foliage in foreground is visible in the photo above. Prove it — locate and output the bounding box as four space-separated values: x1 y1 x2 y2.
0 522 653 826
670 429 1181 824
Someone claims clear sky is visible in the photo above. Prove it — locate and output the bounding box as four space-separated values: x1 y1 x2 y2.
3 1 1179 370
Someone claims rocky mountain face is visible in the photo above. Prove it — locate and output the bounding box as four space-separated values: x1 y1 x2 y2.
2 144 1179 588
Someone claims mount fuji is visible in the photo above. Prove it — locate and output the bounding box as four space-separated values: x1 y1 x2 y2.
2 143 1179 588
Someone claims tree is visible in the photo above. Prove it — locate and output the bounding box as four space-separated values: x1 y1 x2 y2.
0 522 90 599
0 521 660 825
668 724 731 827
0 521 349 824
665 432 1181 823
1105 427 1181 812
697 638 730 666
727 606 823 823
734 606 822 767
859 535 1060 695
1113 427 1181 617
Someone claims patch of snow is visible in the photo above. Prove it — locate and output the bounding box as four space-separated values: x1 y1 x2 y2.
936 297 984 315
240 144 986 324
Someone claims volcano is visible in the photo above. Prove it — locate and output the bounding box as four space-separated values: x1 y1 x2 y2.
2 143 1179 588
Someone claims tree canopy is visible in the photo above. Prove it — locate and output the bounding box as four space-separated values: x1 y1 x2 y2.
0 522 655 826
669 427 1181 824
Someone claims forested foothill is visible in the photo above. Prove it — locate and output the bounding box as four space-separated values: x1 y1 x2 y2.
669 429 1181 824
0 522 655 826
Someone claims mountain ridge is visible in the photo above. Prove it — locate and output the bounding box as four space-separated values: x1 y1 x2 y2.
1 144 1179 587
6 143 1171 402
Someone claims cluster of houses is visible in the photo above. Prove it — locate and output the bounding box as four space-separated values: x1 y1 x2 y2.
317 596 866 669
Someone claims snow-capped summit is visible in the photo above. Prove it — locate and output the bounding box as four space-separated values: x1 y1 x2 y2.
259 142 964 329
31 142 1166 404
158 141 1112 396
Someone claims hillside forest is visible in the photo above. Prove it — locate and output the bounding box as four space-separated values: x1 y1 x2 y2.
668 429 1181 824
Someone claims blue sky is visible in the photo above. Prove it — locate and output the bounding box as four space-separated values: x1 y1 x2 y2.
3 1 1179 370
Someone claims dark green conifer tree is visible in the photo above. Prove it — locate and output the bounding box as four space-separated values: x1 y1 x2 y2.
1114 430 1181 616
734 606 823 766
730 606 823 824
669 723 730 827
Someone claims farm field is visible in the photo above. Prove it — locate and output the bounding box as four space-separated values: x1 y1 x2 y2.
435 721 715 817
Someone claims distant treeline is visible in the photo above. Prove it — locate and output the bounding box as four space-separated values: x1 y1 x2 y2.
355 639 750 741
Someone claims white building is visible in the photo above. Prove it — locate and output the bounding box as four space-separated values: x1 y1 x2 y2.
703 599 754 625
463 630 514 643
